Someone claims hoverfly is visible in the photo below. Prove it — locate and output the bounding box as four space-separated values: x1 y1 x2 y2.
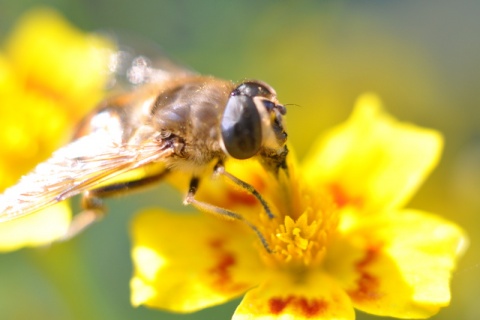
0 48 288 247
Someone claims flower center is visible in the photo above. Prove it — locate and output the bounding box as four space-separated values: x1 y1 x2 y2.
258 186 339 268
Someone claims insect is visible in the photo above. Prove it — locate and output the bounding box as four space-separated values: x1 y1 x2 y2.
0 51 288 245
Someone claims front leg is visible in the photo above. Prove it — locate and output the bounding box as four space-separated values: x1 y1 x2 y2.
183 176 272 253
213 161 275 219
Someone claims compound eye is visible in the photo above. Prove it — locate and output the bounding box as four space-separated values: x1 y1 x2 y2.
221 94 262 159
234 81 275 99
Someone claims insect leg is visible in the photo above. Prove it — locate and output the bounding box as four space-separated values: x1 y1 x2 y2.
83 168 171 198
213 162 275 219
61 169 170 240
184 177 272 253
60 192 106 241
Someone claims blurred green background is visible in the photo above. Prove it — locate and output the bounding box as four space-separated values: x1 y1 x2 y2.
1 1 479 319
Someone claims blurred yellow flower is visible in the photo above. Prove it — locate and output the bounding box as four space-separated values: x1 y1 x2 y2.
130 94 467 319
0 8 113 251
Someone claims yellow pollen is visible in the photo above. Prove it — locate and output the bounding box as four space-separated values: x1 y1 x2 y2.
252 169 339 268
261 201 337 268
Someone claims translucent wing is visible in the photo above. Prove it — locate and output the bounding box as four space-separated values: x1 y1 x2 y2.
105 34 195 90
0 131 173 222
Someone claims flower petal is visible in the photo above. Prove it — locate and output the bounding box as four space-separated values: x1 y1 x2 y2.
302 93 443 213
130 209 265 313
0 202 71 252
233 271 354 320
0 9 113 251
326 209 466 318
5 8 113 117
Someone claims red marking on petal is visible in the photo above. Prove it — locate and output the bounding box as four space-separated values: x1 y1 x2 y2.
329 183 363 208
207 238 249 293
269 295 328 317
208 239 235 287
208 238 224 249
225 173 267 207
25 78 68 106
269 296 293 314
348 244 383 302
226 189 257 206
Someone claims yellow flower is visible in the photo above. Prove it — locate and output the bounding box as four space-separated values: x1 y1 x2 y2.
0 8 113 251
130 94 467 319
